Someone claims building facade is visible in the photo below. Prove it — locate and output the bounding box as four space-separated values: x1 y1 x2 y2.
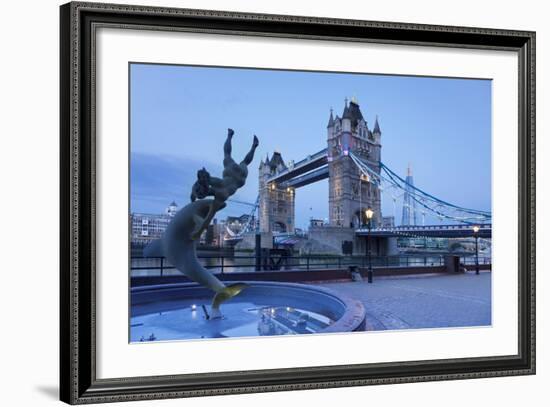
381 216 395 228
401 164 418 226
130 201 178 244
327 98 382 228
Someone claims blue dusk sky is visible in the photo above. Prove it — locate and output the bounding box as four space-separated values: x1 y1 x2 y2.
130 63 491 228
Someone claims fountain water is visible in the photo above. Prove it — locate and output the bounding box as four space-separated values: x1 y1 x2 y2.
131 282 366 341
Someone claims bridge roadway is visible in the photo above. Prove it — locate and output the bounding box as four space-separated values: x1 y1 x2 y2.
355 224 492 238
224 224 491 244
266 148 328 187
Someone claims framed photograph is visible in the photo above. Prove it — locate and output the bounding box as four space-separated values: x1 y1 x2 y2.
60 1 535 404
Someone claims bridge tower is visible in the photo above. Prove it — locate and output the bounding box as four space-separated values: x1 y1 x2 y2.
327 98 382 228
258 152 295 233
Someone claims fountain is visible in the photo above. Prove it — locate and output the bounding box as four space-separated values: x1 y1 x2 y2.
136 129 365 340
131 282 366 341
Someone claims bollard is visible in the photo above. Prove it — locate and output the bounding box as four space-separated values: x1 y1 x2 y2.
349 265 363 282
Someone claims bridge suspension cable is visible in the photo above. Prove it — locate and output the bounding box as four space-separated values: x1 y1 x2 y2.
380 163 490 217
227 198 258 207
224 196 260 239
348 152 491 225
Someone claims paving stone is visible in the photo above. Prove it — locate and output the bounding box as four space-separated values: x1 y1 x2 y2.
318 273 491 330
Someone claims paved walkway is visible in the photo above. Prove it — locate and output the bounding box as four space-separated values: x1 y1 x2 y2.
318 272 491 330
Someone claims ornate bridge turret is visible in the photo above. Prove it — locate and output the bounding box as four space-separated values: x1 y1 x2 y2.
327 98 382 228
258 152 295 233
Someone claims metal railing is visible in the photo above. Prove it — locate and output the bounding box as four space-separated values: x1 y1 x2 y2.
459 256 492 266
130 254 490 277
366 223 492 232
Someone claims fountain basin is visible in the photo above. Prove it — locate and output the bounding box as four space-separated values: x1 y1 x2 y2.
131 281 366 342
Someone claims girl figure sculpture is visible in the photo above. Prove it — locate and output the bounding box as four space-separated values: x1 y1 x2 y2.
145 128 258 319
190 128 259 239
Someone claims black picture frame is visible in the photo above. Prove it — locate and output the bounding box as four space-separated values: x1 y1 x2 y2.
60 1 536 404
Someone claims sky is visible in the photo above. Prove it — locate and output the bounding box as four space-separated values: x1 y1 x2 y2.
130 63 491 229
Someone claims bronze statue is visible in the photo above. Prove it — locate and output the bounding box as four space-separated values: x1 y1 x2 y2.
145 128 258 319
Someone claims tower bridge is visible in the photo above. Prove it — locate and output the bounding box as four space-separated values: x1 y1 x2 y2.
259 98 383 235
236 97 491 254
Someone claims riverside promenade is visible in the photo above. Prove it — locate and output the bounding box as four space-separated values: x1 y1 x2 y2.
319 272 491 330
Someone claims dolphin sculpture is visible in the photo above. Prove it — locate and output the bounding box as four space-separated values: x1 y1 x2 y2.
144 129 258 319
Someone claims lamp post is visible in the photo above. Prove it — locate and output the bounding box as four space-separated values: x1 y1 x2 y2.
473 225 480 275
365 207 374 283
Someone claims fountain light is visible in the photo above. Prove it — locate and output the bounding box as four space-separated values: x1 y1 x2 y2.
191 304 197 311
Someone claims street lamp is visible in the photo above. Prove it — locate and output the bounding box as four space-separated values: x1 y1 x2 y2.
473 225 480 275
365 207 374 283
